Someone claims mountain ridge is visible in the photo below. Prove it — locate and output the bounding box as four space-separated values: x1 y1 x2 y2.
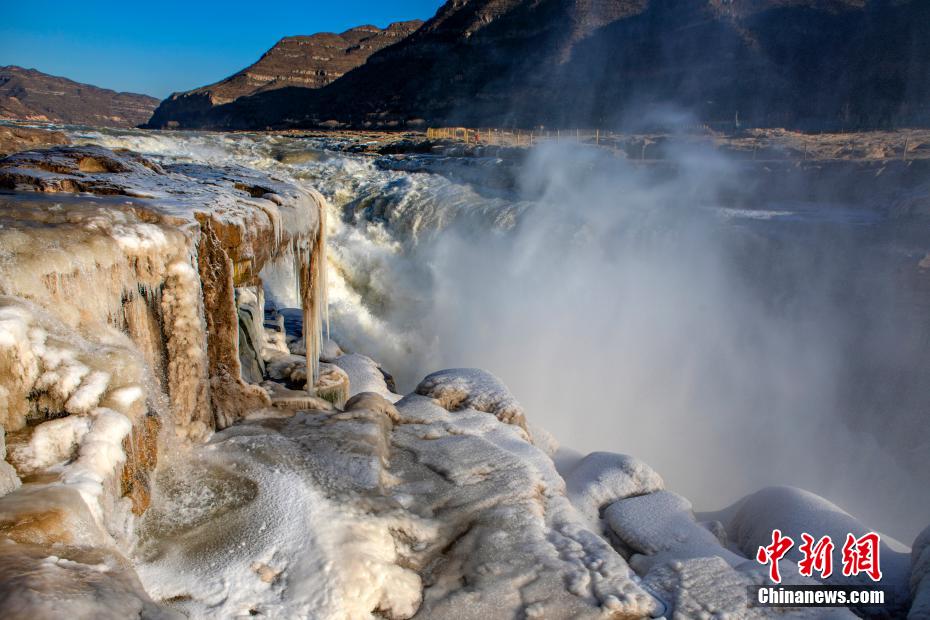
0 65 159 128
145 20 424 129
146 0 930 131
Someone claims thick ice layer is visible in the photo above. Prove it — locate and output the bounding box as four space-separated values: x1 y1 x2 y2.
128 378 660 619
0 144 329 616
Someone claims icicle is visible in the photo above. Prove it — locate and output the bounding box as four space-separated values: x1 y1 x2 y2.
321 205 330 341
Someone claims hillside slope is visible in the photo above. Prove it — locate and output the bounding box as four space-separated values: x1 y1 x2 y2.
0 66 158 127
145 20 423 128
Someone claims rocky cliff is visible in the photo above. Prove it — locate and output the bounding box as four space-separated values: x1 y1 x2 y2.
144 20 423 129
0 66 159 128
151 0 930 131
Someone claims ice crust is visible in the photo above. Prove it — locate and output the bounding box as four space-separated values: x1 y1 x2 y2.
131 387 661 619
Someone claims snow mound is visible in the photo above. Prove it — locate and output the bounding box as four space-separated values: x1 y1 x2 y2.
332 352 401 402
563 451 664 526
604 491 745 572
600 486 853 618
415 368 527 429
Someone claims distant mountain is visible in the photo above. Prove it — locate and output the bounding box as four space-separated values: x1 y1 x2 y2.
151 0 930 131
145 20 424 129
0 66 158 128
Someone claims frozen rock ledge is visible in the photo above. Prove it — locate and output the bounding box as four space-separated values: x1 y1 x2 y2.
0 145 328 616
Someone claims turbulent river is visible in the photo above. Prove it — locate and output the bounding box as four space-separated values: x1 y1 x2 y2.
67 126 930 543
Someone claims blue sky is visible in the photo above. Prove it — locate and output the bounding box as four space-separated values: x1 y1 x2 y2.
0 1 444 98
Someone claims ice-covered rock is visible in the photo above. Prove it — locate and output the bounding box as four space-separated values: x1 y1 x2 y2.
604 491 745 572
128 380 660 619
332 352 400 402
320 337 345 361
415 368 527 429
0 145 328 431
389 391 660 619
599 486 855 618
563 451 664 527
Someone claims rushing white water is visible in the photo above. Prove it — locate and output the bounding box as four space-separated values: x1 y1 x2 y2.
64 126 930 543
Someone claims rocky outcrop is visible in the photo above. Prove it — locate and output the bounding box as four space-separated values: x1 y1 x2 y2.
145 21 423 129
0 66 158 127
0 125 69 157
169 0 930 130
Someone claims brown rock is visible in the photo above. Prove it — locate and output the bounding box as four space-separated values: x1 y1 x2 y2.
0 125 69 157
120 414 161 516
